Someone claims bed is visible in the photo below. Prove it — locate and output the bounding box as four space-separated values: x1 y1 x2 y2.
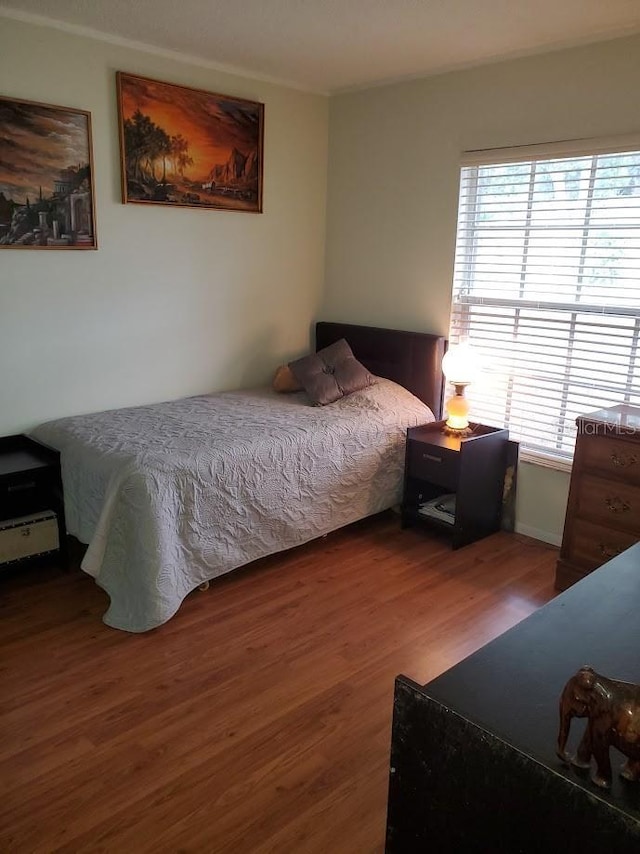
31 322 446 632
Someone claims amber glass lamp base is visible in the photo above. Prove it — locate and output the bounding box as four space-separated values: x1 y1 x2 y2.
443 383 471 436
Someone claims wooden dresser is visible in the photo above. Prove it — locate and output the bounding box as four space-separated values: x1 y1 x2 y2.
555 403 640 591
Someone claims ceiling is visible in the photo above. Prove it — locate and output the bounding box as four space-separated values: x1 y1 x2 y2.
3 0 640 94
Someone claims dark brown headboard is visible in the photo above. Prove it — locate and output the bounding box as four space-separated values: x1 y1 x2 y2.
316 321 447 418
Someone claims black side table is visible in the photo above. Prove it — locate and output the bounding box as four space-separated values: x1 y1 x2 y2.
386 543 640 851
401 421 509 548
0 434 68 568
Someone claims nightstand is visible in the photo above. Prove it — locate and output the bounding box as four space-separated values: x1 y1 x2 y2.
401 421 509 548
0 434 68 569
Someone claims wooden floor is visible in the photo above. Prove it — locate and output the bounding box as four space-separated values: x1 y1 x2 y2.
0 513 558 853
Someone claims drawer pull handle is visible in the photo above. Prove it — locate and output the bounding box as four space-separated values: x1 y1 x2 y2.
7 481 37 493
611 452 638 468
599 543 624 559
422 453 442 463
605 496 631 514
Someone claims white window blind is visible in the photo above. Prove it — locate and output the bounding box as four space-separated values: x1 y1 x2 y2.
450 140 640 467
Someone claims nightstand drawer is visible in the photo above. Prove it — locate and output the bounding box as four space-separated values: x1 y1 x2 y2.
407 441 458 490
581 436 640 485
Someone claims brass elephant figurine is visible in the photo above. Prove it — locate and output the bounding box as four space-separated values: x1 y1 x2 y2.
557 665 640 788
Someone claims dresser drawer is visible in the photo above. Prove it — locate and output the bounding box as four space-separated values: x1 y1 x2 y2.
407 441 458 490
580 435 640 485
575 473 640 534
567 518 639 570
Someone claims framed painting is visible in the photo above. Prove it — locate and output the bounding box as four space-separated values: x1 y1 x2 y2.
0 96 97 249
116 72 264 213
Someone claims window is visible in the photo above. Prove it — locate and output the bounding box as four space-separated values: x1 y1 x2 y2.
449 138 640 468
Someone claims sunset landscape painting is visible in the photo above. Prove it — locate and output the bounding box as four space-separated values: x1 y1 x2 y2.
0 96 96 249
116 73 264 213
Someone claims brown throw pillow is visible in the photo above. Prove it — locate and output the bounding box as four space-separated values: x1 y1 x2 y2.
272 365 302 393
289 338 374 405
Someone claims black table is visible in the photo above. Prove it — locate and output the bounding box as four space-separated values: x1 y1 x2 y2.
386 543 640 852
401 422 509 548
0 434 67 567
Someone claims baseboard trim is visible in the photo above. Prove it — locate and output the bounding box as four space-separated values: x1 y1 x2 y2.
515 523 562 547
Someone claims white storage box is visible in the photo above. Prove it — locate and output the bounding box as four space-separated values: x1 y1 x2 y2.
0 511 59 565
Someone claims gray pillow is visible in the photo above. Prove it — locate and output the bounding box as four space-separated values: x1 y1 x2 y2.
289 338 374 405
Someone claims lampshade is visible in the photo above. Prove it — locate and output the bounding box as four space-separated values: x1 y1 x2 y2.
441 342 477 385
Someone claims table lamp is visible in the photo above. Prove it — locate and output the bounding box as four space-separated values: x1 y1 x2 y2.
441 343 476 436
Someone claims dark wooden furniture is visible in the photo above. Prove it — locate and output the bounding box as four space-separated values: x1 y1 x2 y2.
315 322 447 417
556 403 640 591
401 421 509 548
0 434 67 568
385 543 640 853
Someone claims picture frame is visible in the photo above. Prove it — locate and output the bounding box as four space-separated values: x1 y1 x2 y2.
116 72 264 213
0 95 97 249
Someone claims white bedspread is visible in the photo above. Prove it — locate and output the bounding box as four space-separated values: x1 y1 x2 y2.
31 380 433 632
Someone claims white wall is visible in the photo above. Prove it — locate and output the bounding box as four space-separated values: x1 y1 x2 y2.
4 18 639 545
324 34 640 543
0 17 328 435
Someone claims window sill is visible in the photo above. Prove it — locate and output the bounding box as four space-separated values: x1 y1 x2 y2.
519 450 573 474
